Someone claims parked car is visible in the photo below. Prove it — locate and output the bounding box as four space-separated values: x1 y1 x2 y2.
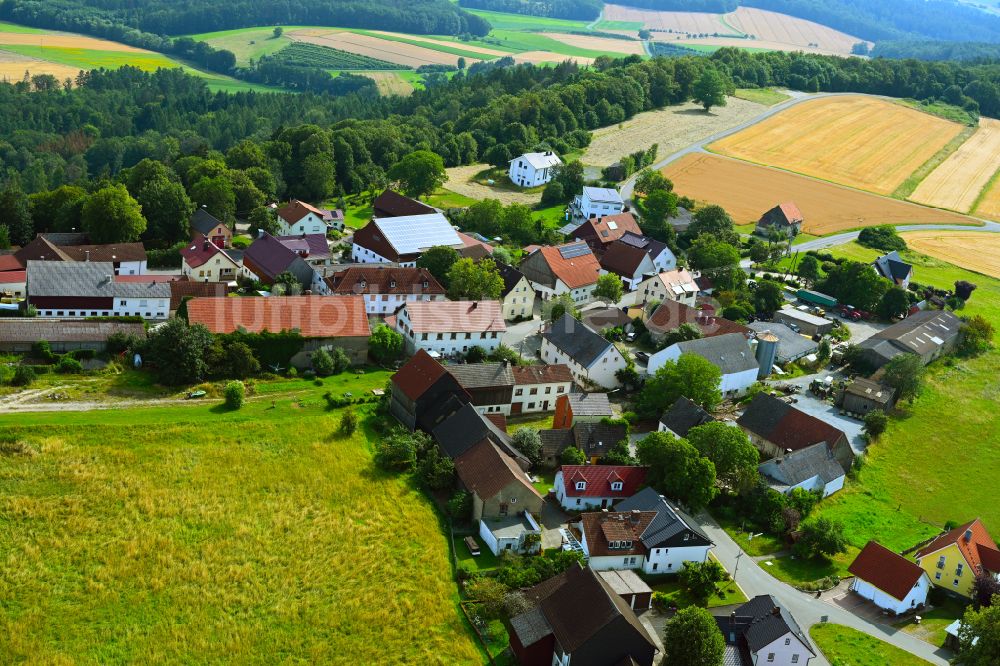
635 351 650 363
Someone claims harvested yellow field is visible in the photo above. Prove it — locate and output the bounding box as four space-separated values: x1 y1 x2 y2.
0 31 145 51
901 231 1000 278
363 71 413 97
709 96 965 195
974 175 1000 222
512 50 593 65
910 118 1000 213
728 7 868 55
663 153 979 235
540 32 645 55
0 51 80 80
290 30 476 67
582 97 766 167
604 5 732 34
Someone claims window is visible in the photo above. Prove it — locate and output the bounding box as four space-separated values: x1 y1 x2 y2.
767 654 775 663
545 387 551 394
611 481 623 491
436 334 443 340
450 333 457 340
528 403 535 409
509 497 517 504
935 572 942 581
785 638 791 646
792 656 799 664
575 481 586 491
937 556 946 570
956 563 964 576
953 579 960 587
652 563 658 571
120 300 126 306
623 557 629 565
514 389 523 397
557 386 565 393
421 333 428 341
529 388 538 395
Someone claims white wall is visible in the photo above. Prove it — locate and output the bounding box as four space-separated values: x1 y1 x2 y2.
720 367 759 397
580 192 624 219
362 293 442 315
508 158 556 188
511 380 570 413
183 255 242 282
479 520 500 556
396 307 502 356
754 633 813 666
651 249 676 273
540 337 624 389
278 212 335 235
352 243 394 265
116 260 146 276
552 470 623 511
851 576 928 615
643 545 712 575
38 297 169 320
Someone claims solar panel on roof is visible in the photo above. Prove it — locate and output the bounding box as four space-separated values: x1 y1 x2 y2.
619 234 647 249
559 243 591 260
374 214 461 255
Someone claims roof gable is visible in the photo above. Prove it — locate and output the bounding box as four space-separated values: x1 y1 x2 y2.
391 349 449 401
915 518 999 573
849 541 926 601
542 314 615 368
538 243 602 289
372 189 436 217
326 266 444 296
737 393 846 452
559 465 647 497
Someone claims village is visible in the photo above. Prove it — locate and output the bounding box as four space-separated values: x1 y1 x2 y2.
0 147 997 666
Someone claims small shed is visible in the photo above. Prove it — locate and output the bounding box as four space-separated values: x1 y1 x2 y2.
775 307 834 337
598 569 653 610
841 378 895 416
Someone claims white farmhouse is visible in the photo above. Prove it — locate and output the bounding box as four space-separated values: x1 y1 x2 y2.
574 186 624 220
553 465 648 512
275 199 344 234
719 595 816 666
647 332 758 398
392 300 506 357
508 151 562 188
634 268 698 308
540 313 626 388
849 541 931 615
26 260 170 320
510 364 573 415
758 441 846 498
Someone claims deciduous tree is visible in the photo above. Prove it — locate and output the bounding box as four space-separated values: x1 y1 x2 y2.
662 607 725 666
636 432 717 510
81 183 146 243
686 422 759 492
882 353 924 403
594 273 624 305
692 69 728 112
370 323 404 365
446 258 503 300
416 245 459 286
636 353 722 418
388 150 446 198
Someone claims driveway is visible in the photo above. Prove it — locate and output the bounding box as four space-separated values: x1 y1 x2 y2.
782 374 866 454
502 316 543 359
693 511 954 666
538 497 570 550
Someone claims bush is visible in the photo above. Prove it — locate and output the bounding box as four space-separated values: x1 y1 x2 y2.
858 224 907 252
339 409 358 435
224 381 245 410
465 346 487 363
11 365 36 386
68 348 96 360
31 340 53 361
863 410 889 440
55 356 84 374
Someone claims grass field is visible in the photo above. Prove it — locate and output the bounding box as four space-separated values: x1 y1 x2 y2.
761 548 858 586
186 26 292 66
581 97 768 168
734 88 790 106
894 597 966 647
662 153 980 234
972 167 1000 222
810 624 933 666
0 377 482 663
909 118 1000 212
709 96 966 196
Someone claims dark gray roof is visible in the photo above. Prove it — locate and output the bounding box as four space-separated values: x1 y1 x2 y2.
566 392 613 416
431 403 523 463
573 422 628 457
748 321 818 364
658 396 714 438
675 333 757 375
509 605 552 647
497 263 527 298
859 310 961 361
542 314 615 368
447 362 515 390
759 442 845 489
731 595 814 656
540 428 575 459
873 251 913 282
190 208 226 236
26 261 171 299
581 307 632 333
844 378 894 406
616 487 712 547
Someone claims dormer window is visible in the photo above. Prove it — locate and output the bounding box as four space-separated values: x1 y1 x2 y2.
422 280 429 288
611 481 623 491
575 481 586 491
360 280 367 289
390 280 396 288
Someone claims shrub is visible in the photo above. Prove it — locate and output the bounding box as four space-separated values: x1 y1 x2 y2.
55 356 84 374
863 410 889 440
465 346 487 363
330 347 351 374
374 429 418 471
224 381 245 410
68 348 96 360
339 409 358 435
11 365 35 386
31 340 53 361
447 490 472 521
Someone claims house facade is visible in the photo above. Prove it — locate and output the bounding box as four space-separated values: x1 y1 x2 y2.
454 438 544 522
325 266 445 315
634 269 698 308
276 199 344 234
648 333 759 397
448 362 515 416
351 213 463 266
393 300 505 357
190 208 232 248
714 595 815 666
553 465 647 511
599 241 656 290
518 242 602 303
508 151 561 188
571 213 642 255
510 364 573 415
756 202 804 237
498 263 536 321
913 519 1000 599
181 237 245 282
758 442 846 498
26 261 170 320
574 186 625 220
541 314 626 388
849 541 930 615
616 487 714 575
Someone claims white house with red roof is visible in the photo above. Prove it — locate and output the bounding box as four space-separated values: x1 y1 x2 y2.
554 465 648 511
392 300 506 357
181 236 247 283
276 199 344 234
848 541 930 615
518 242 604 304
510 364 573 415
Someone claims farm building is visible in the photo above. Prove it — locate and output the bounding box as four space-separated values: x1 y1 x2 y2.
508 151 562 188
840 378 895 416
26 261 170 320
391 300 505 357
756 202 804 236
447 362 515 416
243 232 321 291
372 189 436 218
658 396 714 439
748 321 818 364
351 213 463 266
0 318 146 353
17 234 148 276
0 270 25 299
849 541 930 615
647 301 749 344
185 295 371 367
774 306 833 336
454 438 543 522
580 307 632 334
388 349 470 432
597 570 653 612
647 333 759 398
857 310 962 368
324 266 445 315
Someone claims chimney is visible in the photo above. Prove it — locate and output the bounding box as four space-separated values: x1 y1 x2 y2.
772 606 781 616
203 239 210 251
471 301 478 309
85 250 90 262
730 611 736 626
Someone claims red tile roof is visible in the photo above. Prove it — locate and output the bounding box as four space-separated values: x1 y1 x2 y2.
849 541 926 601
511 364 573 385
916 519 1000 574
454 439 542 502
0 255 23 272
326 266 444 296
457 232 494 254
579 511 656 557
559 465 647 498
485 413 508 432
573 213 641 247
647 301 750 338
169 280 230 310
276 199 339 224
185 295 369 338
779 202 804 223
538 244 601 289
181 236 240 269
391 349 448 401
0 270 26 284
599 241 649 278
402 300 505 334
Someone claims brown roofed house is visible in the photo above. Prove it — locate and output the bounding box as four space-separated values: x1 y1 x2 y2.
848 541 930 614
454 438 544 521
389 349 471 431
572 212 642 254
372 189 437 218
756 202 803 236
519 242 602 297
325 266 445 315
646 301 750 344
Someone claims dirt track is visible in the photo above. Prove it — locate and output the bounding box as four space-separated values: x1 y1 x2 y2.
443 164 541 206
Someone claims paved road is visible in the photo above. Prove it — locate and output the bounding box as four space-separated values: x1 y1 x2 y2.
792 222 1000 251
695 512 953 666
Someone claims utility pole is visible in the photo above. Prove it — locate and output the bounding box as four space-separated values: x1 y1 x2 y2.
733 551 742 583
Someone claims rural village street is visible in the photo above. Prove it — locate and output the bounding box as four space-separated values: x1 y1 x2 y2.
692 512 954 666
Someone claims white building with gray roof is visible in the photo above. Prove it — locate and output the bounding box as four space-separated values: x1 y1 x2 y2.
614 487 714 574
26 260 170 320
541 313 626 388
647 332 759 397
758 441 846 498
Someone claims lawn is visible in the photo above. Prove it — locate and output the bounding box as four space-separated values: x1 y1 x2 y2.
455 534 499 573
644 555 749 609
713 510 785 557
0 386 481 662
531 470 556 496
894 596 968 647
809 624 933 666
761 548 858 587
464 9 590 33
734 88 790 106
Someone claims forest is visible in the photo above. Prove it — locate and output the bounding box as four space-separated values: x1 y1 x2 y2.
871 40 1000 63
3 48 1000 248
458 0 604 21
